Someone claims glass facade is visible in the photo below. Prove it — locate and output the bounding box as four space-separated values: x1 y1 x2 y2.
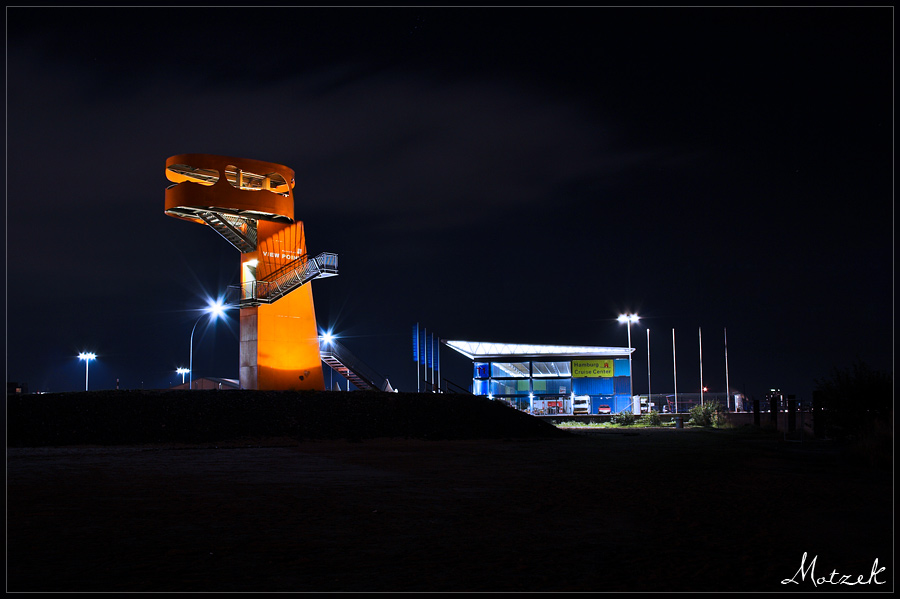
473 357 632 414
532 361 572 377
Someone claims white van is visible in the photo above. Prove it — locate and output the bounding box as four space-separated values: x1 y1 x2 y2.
572 395 591 415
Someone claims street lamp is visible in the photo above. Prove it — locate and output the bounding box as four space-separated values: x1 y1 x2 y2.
618 313 639 408
78 352 97 391
319 330 336 389
189 299 227 390
176 367 190 385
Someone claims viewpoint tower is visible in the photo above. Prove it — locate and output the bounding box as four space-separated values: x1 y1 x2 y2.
164 154 337 390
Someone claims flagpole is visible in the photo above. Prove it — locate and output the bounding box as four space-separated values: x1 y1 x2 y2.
647 328 651 411
673 328 678 414
414 323 421 394
724 327 730 411
699 326 704 406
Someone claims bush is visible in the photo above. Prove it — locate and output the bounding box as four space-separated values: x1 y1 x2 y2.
644 410 662 426
814 359 892 442
689 401 724 427
610 410 636 426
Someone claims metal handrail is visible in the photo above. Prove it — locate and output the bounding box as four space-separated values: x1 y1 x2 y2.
320 339 389 391
314 252 338 274
231 252 338 305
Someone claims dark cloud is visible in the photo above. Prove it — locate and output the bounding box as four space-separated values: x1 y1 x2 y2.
6 7 892 400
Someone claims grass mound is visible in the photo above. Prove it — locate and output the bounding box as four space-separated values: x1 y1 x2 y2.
6 389 572 446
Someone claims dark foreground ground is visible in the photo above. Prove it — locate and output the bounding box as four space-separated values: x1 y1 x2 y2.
6 390 894 592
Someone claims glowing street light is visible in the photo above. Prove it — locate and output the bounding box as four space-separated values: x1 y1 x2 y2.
176 367 190 384
78 352 97 391
618 313 639 409
319 330 337 389
189 298 229 390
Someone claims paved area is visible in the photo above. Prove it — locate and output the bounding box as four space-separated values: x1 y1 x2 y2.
7 429 893 592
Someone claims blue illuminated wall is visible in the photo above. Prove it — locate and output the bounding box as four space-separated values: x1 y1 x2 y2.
472 356 633 412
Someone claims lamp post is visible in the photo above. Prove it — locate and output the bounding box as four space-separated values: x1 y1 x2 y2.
618 314 639 407
176 367 189 385
78 352 96 391
189 299 226 390
320 330 335 390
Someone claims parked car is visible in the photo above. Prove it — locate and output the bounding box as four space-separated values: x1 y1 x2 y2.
597 405 611 414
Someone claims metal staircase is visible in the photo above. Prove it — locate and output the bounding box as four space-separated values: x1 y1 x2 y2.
198 211 257 253
320 338 393 392
231 252 338 307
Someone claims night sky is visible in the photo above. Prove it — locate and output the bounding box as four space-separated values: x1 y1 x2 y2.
6 7 893 403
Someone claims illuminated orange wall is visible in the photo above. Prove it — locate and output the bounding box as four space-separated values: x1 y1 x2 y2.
239 286 324 391
239 220 324 391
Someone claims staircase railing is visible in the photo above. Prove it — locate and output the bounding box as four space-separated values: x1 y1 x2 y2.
230 252 338 306
197 211 257 253
320 338 390 392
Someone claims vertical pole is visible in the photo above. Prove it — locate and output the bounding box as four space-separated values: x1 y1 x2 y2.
672 328 678 414
724 327 730 412
627 321 633 402
430 333 435 392
699 326 704 406
85 360 89 391
189 314 203 391
414 323 420 394
647 328 651 412
424 327 428 390
529 360 534 411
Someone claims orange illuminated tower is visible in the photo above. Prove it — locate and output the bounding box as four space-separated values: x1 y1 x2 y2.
164 154 337 390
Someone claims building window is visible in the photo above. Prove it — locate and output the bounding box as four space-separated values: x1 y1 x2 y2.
531 361 572 377
491 362 529 378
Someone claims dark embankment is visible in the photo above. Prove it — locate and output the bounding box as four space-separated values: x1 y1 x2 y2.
6 389 571 446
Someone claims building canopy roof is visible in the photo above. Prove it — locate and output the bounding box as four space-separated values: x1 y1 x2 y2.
443 340 634 360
